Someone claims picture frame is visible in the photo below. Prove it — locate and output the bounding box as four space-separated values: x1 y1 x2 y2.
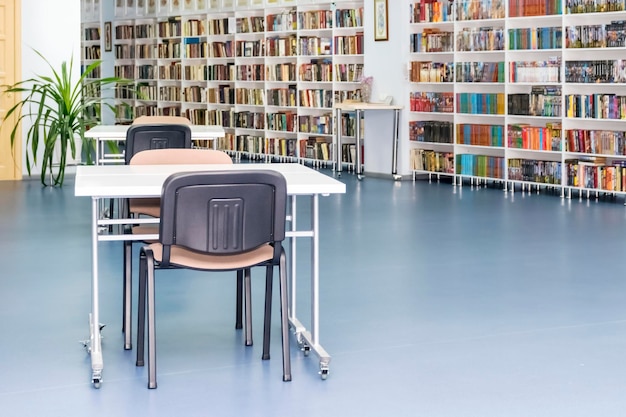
374 0 389 41
104 21 112 52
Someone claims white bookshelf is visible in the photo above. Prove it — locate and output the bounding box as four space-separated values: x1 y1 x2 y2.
88 0 365 166
407 0 626 196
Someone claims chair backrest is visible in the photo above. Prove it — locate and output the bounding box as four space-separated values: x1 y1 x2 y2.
129 148 232 165
125 124 192 165
133 115 192 125
159 170 287 266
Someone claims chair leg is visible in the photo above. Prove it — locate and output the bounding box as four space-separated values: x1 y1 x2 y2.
136 249 147 367
146 250 157 389
235 269 243 329
122 240 132 350
279 249 292 382
244 268 253 346
262 265 273 360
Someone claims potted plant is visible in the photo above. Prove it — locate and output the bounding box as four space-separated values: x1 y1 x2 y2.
2 50 127 186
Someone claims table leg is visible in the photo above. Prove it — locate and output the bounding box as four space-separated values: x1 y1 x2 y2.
286 194 331 379
391 109 402 180
89 198 103 388
335 108 343 176
355 109 363 179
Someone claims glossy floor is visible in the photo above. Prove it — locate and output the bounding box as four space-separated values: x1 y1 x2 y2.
1 172 626 416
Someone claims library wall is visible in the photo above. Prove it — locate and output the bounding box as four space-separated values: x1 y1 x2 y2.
363 0 412 177
19 0 81 176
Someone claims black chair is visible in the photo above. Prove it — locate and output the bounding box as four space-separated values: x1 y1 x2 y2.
135 170 292 389
124 123 192 165
120 123 192 349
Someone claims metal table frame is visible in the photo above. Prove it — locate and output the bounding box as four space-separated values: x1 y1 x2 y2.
334 102 403 180
75 163 346 387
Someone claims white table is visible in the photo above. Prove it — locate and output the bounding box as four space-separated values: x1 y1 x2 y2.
74 163 346 387
334 102 403 180
84 125 226 165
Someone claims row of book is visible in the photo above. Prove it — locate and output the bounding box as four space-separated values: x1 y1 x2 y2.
158 18 183 38
508 27 562 50
298 10 333 31
115 44 134 60
302 138 333 161
456 27 505 52
565 0 625 14
508 123 562 151
84 27 100 41
508 86 562 117
298 61 332 82
565 60 626 84
410 0 453 23
84 46 101 60
409 29 454 53
266 35 297 57
409 92 455 113
456 154 505 178
157 42 182 59
268 63 297 82
267 86 297 107
409 120 454 143
183 19 204 37
207 18 229 36
410 61 454 83
266 112 298 133
457 62 504 83
564 129 626 155
266 11 297 33
335 7 363 29
298 89 334 109
236 16 265 34
509 0 562 16
457 123 505 146
298 37 332 56
333 34 364 56
146 64 180 80
508 159 561 184
410 149 455 173
456 0 505 20
509 59 561 83
565 158 626 191
136 84 156 101
565 94 626 119
566 22 626 49
456 93 506 115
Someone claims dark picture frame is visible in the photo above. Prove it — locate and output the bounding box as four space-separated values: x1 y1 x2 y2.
104 21 112 52
374 0 389 41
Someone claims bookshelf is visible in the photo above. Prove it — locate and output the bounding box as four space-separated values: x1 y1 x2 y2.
87 0 365 167
81 0 103 123
407 0 626 197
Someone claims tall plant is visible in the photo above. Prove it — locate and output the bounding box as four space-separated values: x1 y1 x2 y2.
2 50 126 186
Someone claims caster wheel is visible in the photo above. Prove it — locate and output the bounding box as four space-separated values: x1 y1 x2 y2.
303 345 310 357
320 369 329 380
93 379 101 389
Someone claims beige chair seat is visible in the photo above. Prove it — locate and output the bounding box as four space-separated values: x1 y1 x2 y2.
148 243 274 270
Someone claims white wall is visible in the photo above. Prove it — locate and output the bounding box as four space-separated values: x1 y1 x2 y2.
19 0 81 177
363 1 409 178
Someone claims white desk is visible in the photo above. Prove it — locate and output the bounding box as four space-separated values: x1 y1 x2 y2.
334 102 403 180
84 125 226 165
75 163 346 387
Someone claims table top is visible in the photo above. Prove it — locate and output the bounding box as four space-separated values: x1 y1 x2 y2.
75 163 346 198
334 102 403 111
84 124 226 139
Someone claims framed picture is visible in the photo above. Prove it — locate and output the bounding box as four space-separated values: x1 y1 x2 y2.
374 0 389 41
104 21 112 52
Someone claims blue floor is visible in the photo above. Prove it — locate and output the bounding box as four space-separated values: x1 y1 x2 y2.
2 171 626 416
